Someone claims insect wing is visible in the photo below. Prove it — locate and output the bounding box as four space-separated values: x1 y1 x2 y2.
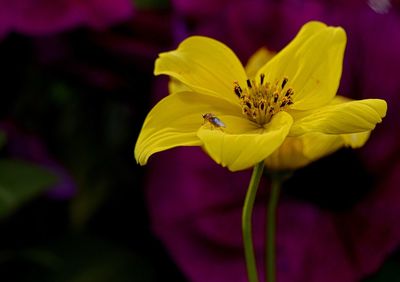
211 117 226 128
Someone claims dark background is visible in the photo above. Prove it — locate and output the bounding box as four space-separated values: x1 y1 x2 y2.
0 1 186 281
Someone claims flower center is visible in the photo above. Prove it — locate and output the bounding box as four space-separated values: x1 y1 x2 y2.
234 74 294 125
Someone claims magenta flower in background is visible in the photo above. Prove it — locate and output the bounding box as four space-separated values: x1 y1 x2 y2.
0 0 134 38
146 1 400 281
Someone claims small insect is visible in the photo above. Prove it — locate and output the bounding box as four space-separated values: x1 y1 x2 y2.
202 113 226 129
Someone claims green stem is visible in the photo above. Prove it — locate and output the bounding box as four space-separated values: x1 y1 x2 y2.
242 161 264 282
266 176 281 282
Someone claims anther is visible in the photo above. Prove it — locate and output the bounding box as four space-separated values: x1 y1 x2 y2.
234 86 242 97
285 88 293 97
246 79 252 88
260 74 265 85
259 101 265 111
269 107 275 114
273 93 279 103
281 77 288 89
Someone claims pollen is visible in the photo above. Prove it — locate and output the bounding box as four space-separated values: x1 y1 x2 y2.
234 74 294 125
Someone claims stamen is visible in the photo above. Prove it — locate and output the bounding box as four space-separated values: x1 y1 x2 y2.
285 88 293 97
273 93 279 103
233 73 294 125
259 101 265 111
269 107 274 114
246 79 252 88
233 81 243 98
234 86 242 97
281 77 288 89
260 74 265 85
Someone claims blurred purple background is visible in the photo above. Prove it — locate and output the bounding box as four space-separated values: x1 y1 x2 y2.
0 0 399 281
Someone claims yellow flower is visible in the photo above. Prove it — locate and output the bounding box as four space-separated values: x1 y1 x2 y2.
134 21 387 172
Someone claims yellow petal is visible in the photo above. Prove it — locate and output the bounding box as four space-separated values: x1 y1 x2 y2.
197 111 293 171
265 133 344 170
327 96 371 148
168 77 191 94
256 21 346 110
134 91 241 165
167 46 276 99
341 131 371 148
245 47 275 78
289 99 387 136
155 36 247 105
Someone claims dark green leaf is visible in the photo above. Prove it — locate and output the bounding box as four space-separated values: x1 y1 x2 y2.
10 236 155 282
363 260 400 281
0 159 57 218
0 131 6 149
133 0 169 9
